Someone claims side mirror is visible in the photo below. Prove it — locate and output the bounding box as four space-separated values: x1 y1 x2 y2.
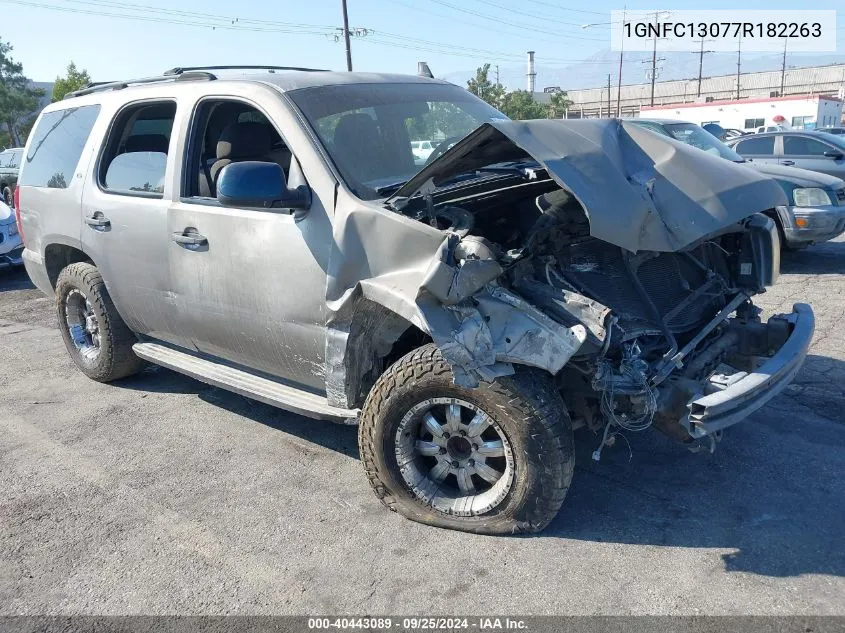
823 150 844 160
216 161 311 212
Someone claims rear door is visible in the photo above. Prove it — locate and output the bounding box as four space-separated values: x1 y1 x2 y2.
780 134 845 178
81 98 189 347
732 135 778 165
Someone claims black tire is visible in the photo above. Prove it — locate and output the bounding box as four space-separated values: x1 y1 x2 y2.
55 262 144 382
359 343 574 535
2 186 11 207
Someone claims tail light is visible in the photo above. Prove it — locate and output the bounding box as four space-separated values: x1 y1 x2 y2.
13 186 24 244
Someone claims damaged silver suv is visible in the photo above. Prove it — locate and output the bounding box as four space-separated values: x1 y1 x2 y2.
18 67 814 534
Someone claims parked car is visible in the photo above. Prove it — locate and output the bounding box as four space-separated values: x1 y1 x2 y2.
0 200 23 268
757 125 787 134
728 130 845 180
411 139 437 165
0 147 23 207
633 119 845 249
17 67 813 535
723 127 750 140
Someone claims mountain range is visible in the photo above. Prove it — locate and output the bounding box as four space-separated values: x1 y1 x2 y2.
442 51 845 93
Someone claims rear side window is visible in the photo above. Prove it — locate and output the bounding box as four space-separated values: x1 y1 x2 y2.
99 101 176 198
21 105 101 189
734 136 775 156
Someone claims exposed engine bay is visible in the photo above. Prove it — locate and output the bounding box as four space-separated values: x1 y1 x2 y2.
397 171 801 450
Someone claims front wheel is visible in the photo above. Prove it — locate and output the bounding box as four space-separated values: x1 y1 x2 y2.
359 344 574 534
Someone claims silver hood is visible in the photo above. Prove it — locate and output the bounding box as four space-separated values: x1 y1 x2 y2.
389 119 788 253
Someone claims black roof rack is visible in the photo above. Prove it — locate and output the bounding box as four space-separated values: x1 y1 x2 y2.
65 70 216 99
163 65 329 75
64 65 328 99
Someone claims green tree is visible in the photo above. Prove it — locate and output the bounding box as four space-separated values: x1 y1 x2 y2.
548 90 573 119
52 61 91 102
0 38 44 146
499 90 547 121
466 63 505 110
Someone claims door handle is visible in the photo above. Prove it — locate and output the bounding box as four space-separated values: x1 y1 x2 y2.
781 160 795 166
84 213 110 229
172 230 208 246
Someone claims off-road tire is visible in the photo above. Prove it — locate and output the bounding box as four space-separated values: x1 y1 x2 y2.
2 186 12 207
359 343 574 535
55 262 144 382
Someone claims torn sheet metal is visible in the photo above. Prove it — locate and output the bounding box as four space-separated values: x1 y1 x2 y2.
388 119 788 253
422 285 588 387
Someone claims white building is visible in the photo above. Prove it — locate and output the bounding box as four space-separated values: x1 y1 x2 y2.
636 94 843 132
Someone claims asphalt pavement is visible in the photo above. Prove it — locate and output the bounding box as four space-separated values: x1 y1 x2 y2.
1 237 844 615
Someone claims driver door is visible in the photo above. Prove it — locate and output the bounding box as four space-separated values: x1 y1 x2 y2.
166 92 334 391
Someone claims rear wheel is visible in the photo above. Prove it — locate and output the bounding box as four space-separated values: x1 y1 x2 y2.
359 344 574 534
55 262 144 382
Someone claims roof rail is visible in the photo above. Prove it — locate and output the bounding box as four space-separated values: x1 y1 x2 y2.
64 70 216 100
163 65 329 75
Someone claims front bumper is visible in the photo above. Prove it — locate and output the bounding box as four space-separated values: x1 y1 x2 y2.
682 303 814 438
778 204 845 246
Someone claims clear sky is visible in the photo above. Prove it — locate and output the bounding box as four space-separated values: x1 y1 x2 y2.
5 0 845 84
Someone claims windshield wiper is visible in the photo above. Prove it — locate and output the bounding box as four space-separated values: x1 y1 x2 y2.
374 180 409 196
435 164 543 189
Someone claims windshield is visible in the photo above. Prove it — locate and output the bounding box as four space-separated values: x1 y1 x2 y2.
662 122 745 162
286 82 508 200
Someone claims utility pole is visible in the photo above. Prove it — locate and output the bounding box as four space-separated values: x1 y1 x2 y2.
616 4 626 117
607 73 612 116
341 0 352 71
735 35 742 100
640 12 666 107
780 38 787 96
694 38 713 97
495 64 500 85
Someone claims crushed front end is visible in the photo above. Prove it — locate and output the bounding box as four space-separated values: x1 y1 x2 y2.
386 119 814 449
516 199 814 445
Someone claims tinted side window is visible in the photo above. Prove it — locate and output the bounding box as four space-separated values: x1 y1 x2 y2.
99 101 175 198
20 105 101 189
783 136 831 156
734 136 775 155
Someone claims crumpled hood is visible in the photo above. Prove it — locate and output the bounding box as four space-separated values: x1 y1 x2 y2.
390 119 788 253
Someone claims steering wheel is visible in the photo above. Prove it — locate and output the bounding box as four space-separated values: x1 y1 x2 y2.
424 135 466 166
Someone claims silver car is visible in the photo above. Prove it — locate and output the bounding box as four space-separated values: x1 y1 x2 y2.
17 66 814 534
634 119 845 249
729 130 845 179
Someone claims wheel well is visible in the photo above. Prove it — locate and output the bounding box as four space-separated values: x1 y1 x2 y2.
382 325 433 371
44 244 93 289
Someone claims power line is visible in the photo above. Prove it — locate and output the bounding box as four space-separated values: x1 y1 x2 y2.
423 0 608 40
62 0 336 30
11 0 626 68
520 0 606 15
386 0 579 46
467 0 604 28
3 0 334 34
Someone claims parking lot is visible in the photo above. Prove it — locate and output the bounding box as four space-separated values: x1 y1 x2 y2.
1 236 844 616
